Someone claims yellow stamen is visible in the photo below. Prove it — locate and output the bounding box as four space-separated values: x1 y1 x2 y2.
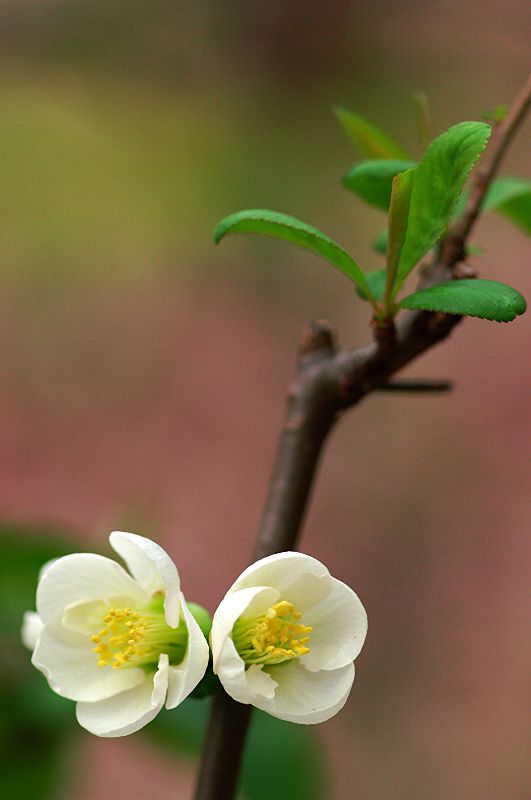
90 605 187 670
232 600 312 666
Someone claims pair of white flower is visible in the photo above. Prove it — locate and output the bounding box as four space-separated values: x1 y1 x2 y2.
23 532 367 737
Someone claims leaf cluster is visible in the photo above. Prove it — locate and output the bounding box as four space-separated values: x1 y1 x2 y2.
214 98 528 324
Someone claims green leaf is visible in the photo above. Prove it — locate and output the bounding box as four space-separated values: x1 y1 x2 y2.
150 700 328 800
482 104 508 123
0 523 74 638
455 176 531 235
399 278 526 322
482 177 531 235
385 168 415 301
241 712 328 800
372 229 388 254
0 524 78 800
342 159 416 211
334 106 410 159
356 268 386 302
214 209 373 299
395 121 492 293
412 91 433 152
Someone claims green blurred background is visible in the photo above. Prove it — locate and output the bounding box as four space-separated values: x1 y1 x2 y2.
0 2 529 798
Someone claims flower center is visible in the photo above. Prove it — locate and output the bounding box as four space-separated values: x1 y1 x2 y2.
232 600 312 666
90 597 187 670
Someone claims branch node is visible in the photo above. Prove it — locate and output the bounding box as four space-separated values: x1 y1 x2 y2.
371 317 397 351
454 261 477 279
298 320 337 359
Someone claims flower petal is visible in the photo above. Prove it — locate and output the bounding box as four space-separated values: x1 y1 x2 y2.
76 654 169 737
302 577 368 672
255 661 355 724
36 553 147 625
214 637 264 705
211 585 280 673
109 532 181 627
211 585 281 705
32 617 145 701
21 611 43 651
165 592 210 709
227 552 330 599
246 664 278 700
278 571 332 613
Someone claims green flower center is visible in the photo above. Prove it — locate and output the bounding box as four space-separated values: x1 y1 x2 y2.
90 594 187 670
232 600 312 666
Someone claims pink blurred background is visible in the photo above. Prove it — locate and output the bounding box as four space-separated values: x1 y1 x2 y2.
0 2 529 798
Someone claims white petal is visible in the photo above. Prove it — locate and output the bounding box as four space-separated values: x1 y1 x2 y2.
303 577 368 672
39 558 59 581
278 571 332 613
211 585 281 705
215 635 257 704
246 664 278 700
21 611 43 651
211 586 280 673
36 553 147 625
62 599 108 635
165 592 209 709
76 654 169 737
227 552 329 599
255 661 355 724
32 617 145 701
110 532 181 627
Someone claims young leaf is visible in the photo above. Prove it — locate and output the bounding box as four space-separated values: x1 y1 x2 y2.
334 106 410 159
456 176 531 235
355 268 387 302
399 278 526 322
412 92 433 152
214 209 374 300
483 177 531 235
385 168 415 306
342 159 416 211
394 121 492 294
372 229 388 254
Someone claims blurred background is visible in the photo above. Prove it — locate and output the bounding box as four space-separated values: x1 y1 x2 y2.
0 2 529 799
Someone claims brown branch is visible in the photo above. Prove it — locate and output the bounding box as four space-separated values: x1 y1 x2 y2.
193 75 530 800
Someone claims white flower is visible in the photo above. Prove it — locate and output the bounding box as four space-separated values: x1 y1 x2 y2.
210 551 367 724
22 532 209 737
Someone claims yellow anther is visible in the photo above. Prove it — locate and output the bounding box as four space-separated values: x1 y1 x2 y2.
90 603 187 671
272 601 294 617
232 599 311 666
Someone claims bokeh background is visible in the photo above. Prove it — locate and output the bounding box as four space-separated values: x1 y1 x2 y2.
0 2 529 799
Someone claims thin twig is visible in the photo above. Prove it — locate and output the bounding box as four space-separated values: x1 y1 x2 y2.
378 378 453 393
193 75 530 800
442 72 531 265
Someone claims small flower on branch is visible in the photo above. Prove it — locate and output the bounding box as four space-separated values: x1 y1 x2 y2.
210 551 367 724
22 532 210 737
